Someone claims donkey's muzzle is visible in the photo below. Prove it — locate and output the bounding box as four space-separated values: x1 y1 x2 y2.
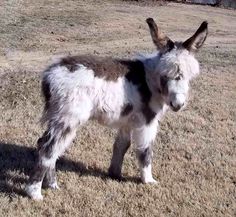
169 93 186 112
170 102 183 112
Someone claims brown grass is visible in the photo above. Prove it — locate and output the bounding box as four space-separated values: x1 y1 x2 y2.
0 0 235 216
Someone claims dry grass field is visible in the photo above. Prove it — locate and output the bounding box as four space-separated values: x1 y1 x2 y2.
0 0 235 216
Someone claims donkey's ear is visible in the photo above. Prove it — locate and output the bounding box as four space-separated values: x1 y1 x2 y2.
146 18 174 52
183 21 208 52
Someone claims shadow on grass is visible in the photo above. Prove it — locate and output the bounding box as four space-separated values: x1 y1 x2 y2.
0 142 140 198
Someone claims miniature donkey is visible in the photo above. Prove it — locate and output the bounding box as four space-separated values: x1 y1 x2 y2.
26 18 208 200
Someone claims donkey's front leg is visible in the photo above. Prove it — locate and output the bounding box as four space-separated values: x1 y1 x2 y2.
108 128 131 180
133 120 158 184
136 146 156 183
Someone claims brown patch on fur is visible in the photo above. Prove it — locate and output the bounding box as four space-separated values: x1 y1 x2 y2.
121 103 133 116
58 56 156 124
60 56 131 80
60 57 80 72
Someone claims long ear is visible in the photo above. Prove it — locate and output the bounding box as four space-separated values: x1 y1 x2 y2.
146 18 174 52
183 21 208 52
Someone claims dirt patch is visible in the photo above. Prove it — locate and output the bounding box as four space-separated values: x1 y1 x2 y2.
0 0 235 217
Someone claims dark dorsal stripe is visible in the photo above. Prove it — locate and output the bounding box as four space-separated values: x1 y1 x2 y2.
47 55 156 124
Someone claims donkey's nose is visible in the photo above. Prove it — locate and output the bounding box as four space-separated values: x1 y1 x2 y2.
170 102 184 112
170 93 186 112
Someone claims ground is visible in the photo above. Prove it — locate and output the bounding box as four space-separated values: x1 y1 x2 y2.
0 0 235 216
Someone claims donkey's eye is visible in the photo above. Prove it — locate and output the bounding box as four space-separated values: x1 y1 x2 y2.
175 75 181 81
160 75 168 88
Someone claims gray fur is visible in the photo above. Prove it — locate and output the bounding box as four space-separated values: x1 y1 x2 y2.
108 129 131 180
43 167 57 188
28 163 48 184
25 18 208 200
136 146 153 168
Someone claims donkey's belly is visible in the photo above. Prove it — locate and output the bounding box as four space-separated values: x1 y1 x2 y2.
93 109 146 129
93 111 126 128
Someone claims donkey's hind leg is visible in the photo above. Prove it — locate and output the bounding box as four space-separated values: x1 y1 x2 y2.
25 122 77 200
36 131 58 190
43 164 58 189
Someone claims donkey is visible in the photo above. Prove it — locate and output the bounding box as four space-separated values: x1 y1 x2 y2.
25 18 208 200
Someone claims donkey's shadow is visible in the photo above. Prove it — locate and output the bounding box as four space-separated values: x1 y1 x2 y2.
0 142 140 198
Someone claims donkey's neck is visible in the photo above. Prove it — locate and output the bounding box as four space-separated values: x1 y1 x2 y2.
139 52 161 75
136 53 168 121
139 53 165 104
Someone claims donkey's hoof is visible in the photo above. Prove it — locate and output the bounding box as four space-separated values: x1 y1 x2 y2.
108 170 122 181
109 174 122 182
31 193 43 201
48 182 60 190
25 187 43 200
43 179 60 190
142 177 158 184
25 183 43 200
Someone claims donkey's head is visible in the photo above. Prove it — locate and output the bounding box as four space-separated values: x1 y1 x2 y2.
146 18 208 112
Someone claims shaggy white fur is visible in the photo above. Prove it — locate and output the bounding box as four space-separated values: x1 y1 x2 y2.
26 18 208 200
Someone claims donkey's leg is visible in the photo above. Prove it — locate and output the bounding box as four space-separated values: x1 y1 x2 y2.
108 128 131 180
132 120 158 183
136 145 156 183
43 164 58 189
25 123 77 200
37 131 58 190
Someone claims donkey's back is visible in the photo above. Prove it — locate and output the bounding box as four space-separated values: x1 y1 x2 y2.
41 55 146 128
